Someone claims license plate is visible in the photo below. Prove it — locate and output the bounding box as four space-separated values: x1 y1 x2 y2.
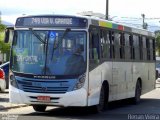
37 96 51 102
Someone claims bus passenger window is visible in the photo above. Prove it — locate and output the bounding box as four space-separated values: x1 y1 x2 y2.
89 28 100 63
114 33 120 59
133 35 139 60
120 33 125 59
139 36 143 60
100 29 110 59
146 38 150 60
129 35 134 59
142 36 147 60
109 31 115 59
124 33 130 60
149 39 153 60
153 39 156 60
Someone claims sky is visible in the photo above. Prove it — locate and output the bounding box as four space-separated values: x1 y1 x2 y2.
0 0 160 31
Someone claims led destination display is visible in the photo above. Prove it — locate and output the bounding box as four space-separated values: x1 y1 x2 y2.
15 16 88 28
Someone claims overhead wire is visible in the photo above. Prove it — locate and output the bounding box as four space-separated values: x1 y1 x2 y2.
110 15 160 30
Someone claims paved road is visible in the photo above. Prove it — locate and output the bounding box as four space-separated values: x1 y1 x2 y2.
0 82 160 120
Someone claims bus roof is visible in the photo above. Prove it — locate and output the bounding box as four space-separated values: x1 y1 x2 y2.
87 16 155 37
15 14 155 37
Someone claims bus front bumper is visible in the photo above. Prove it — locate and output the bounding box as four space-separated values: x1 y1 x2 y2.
9 85 88 107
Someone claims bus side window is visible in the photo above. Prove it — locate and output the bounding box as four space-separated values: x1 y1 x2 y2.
114 32 120 59
133 35 139 60
152 39 156 60
146 38 150 60
142 36 147 60
139 36 143 60
124 33 130 60
100 29 110 59
149 39 153 61
89 27 100 63
109 31 115 59
120 33 125 59
129 35 134 59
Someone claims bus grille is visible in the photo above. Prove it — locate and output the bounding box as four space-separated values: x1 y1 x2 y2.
17 80 70 94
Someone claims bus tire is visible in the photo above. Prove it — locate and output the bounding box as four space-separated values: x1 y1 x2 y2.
32 105 47 112
94 85 105 113
132 80 141 104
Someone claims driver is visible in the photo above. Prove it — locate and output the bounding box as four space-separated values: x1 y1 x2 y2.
65 44 85 75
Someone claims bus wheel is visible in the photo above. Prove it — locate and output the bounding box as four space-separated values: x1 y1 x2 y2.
132 80 141 104
95 85 105 112
32 105 47 112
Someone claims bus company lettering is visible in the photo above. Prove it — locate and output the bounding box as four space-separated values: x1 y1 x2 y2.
31 18 72 25
34 75 56 79
17 55 38 64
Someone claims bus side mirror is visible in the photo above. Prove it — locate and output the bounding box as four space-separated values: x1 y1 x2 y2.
4 27 14 43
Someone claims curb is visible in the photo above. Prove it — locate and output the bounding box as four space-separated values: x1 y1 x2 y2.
0 105 28 111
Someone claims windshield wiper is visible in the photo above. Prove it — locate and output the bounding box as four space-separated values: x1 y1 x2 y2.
29 28 46 44
51 28 71 60
29 28 49 75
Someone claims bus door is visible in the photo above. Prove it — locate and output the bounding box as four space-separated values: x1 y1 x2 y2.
88 26 102 105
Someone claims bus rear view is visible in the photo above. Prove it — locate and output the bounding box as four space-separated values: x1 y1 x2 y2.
7 15 88 112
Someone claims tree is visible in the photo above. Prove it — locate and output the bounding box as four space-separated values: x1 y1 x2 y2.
0 11 11 61
0 13 6 32
0 24 6 32
0 23 11 61
156 35 160 56
155 31 160 56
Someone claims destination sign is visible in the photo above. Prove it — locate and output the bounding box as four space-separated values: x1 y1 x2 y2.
15 16 88 28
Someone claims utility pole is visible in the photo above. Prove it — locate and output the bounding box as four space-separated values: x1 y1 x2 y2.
141 14 145 29
141 14 148 29
106 0 108 20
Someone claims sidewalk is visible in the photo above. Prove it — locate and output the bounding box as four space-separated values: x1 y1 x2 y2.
0 89 27 111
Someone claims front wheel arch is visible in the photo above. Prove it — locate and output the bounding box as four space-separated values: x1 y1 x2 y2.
94 80 109 112
102 80 109 109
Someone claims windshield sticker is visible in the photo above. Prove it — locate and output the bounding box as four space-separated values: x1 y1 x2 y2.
49 32 57 44
15 48 24 53
15 48 28 56
16 55 38 64
49 31 56 39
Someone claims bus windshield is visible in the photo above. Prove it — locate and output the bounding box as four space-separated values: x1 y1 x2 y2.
11 30 87 76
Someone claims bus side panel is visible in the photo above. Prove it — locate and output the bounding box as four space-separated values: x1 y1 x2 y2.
141 62 155 95
88 64 102 106
130 62 143 98
114 62 134 100
101 62 113 101
131 62 155 97
87 62 112 106
112 62 129 100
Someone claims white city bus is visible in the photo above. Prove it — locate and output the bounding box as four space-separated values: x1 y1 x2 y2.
4 15 156 112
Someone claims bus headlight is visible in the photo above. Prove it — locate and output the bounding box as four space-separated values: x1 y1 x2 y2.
10 71 18 88
74 74 86 90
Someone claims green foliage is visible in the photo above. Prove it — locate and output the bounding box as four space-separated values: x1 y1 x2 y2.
0 24 6 32
155 32 160 56
0 33 10 49
0 29 11 61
